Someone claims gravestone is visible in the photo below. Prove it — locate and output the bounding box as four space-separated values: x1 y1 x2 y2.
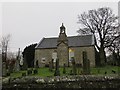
63 63 66 74
35 60 39 68
71 57 77 75
49 59 53 71
15 48 21 72
54 58 60 76
82 51 90 75
2 62 7 77
15 56 20 72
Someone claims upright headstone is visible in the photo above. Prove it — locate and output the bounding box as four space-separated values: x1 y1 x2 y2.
2 62 6 77
35 60 39 68
71 57 77 75
15 57 20 72
54 58 60 76
82 51 90 75
19 54 23 70
15 48 20 72
49 59 54 71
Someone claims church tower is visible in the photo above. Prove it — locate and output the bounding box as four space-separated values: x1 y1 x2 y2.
57 23 69 67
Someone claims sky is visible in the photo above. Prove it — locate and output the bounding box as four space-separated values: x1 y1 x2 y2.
1 0 119 53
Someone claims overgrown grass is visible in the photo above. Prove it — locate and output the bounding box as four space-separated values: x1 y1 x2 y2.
91 65 120 75
9 65 120 78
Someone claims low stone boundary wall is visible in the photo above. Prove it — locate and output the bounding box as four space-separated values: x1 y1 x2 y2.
2 75 120 89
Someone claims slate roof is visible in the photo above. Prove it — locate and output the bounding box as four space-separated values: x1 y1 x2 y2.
35 35 94 49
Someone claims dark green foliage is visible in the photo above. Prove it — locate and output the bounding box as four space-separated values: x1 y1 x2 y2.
69 70 73 75
27 69 33 75
82 51 90 75
104 71 107 75
63 63 66 74
33 69 38 74
54 58 60 76
22 43 37 68
22 72 26 76
111 70 116 74
71 57 77 75
6 72 10 76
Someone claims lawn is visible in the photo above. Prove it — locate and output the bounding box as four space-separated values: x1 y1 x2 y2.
9 65 120 78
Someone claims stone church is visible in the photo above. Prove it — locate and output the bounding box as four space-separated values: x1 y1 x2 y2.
34 23 96 67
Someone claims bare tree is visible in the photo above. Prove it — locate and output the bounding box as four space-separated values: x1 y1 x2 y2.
0 34 11 62
77 7 120 66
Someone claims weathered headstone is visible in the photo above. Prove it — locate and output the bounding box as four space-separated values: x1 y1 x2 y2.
82 51 90 75
71 57 77 75
15 57 20 72
63 63 66 74
35 60 39 68
2 62 7 77
22 58 28 70
15 48 21 72
49 59 53 72
54 58 60 76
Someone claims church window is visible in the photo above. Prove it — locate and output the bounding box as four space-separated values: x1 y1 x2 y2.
69 49 74 62
52 50 57 62
41 58 46 63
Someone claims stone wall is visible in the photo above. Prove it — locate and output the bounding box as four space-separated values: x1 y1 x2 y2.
70 46 95 67
34 48 57 67
34 46 95 67
2 75 120 89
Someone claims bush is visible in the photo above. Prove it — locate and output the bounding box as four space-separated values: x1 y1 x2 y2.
27 70 32 75
33 69 38 74
22 72 26 76
7 72 10 76
63 64 66 74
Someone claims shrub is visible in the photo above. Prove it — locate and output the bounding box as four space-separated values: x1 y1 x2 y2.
27 70 32 75
22 72 26 76
33 69 38 74
7 72 10 76
63 64 66 74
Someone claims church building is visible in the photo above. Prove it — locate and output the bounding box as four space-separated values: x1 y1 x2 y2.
34 23 96 67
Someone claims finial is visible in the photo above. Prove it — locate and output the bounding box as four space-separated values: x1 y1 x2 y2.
62 23 64 26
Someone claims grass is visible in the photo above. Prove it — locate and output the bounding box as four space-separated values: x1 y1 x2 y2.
9 65 120 78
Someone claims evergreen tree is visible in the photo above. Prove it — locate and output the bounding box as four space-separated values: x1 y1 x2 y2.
22 43 37 68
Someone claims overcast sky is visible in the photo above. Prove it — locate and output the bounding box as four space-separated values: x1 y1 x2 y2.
1 1 119 52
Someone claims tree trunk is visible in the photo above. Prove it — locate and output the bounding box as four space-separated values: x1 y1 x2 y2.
99 47 106 66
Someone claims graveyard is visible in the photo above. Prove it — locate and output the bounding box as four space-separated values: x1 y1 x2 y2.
7 65 120 78
2 65 120 89
1 4 120 89
2 48 120 89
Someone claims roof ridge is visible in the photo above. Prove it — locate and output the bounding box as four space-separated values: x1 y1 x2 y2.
43 34 93 39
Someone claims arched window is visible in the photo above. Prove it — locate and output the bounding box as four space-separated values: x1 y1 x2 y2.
52 50 57 62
